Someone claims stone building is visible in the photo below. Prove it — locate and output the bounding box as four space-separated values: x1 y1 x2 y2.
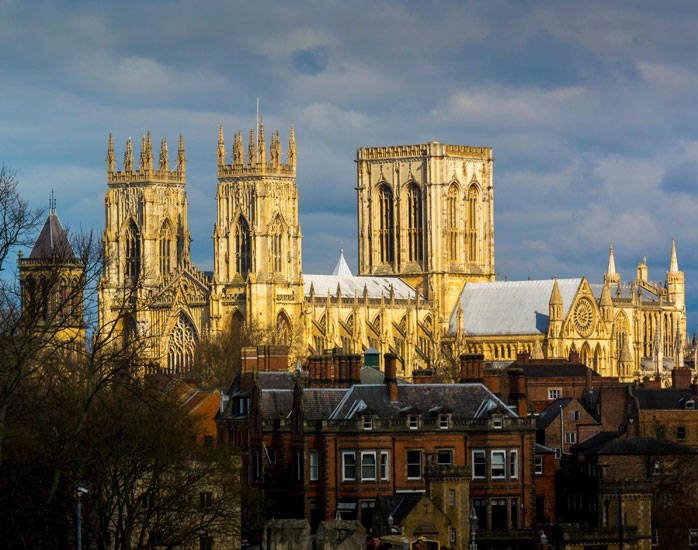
96 120 687 381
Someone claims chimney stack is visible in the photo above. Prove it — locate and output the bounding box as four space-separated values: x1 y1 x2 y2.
672 367 691 389
507 367 528 417
384 353 399 402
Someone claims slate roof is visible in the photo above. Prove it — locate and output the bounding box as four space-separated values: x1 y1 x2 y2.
304 274 418 300
536 398 573 429
329 383 514 420
301 389 349 420
382 494 424 525
589 282 659 303
260 389 294 418
257 371 296 390
29 212 75 259
449 278 581 336
360 366 385 384
632 388 696 410
572 434 695 455
522 363 599 379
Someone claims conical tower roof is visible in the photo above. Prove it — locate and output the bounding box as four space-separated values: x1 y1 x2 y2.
549 277 563 305
332 248 352 277
607 241 617 276
600 279 612 307
29 210 75 259
620 339 634 363
669 238 679 273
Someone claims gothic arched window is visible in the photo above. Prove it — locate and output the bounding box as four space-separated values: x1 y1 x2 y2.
407 184 422 263
166 314 197 374
467 185 479 262
235 217 252 277
447 184 458 262
378 185 394 264
159 220 174 277
125 220 141 284
271 216 284 274
276 311 290 346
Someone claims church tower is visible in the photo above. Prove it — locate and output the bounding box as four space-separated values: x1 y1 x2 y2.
99 132 192 354
210 120 303 343
356 142 495 331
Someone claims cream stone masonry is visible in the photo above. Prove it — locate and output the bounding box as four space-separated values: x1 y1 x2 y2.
356 142 495 333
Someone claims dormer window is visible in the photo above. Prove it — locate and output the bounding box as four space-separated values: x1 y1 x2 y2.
493 415 503 429
363 416 373 430
409 415 419 430
439 415 450 430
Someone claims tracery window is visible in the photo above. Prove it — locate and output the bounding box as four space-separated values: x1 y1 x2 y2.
468 185 478 262
271 216 284 274
125 220 141 284
167 315 197 374
378 186 394 264
159 220 174 276
614 313 629 361
276 312 290 345
447 184 458 262
407 183 423 263
236 217 252 276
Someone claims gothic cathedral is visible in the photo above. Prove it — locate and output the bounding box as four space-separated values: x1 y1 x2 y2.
96 118 687 383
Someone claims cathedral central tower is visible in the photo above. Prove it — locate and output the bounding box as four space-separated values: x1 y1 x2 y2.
355 142 495 331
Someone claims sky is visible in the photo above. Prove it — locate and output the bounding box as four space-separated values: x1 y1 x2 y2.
2 0 698 329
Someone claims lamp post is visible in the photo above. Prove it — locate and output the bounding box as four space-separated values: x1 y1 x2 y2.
77 487 88 550
469 508 479 550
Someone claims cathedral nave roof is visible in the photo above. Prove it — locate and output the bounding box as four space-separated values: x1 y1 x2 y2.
303 274 419 300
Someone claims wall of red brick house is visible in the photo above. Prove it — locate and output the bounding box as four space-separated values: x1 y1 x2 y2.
542 401 599 454
637 410 698 448
534 453 556 525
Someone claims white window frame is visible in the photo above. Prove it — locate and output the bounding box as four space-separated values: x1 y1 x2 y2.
553 448 561 459
361 451 377 481
565 432 576 444
491 450 506 479
548 388 562 400
509 449 519 479
534 456 544 475
407 450 423 480
652 529 659 546
690 528 698 547
439 415 449 430
380 451 390 481
450 528 456 543
342 452 356 481
437 449 454 466
409 415 419 430
493 415 503 429
309 451 319 481
472 450 486 479
363 416 373 430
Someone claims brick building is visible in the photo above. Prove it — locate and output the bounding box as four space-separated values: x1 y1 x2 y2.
218 352 539 549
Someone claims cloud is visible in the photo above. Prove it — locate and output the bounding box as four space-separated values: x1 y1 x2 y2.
660 161 698 195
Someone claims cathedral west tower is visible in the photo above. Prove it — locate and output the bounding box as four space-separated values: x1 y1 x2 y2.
210 121 303 343
356 142 495 331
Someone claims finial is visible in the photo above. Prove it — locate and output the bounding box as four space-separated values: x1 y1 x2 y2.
288 124 296 168
177 133 186 174
139 134 146 171
145 130 153 170
248 128 256 166
49 189 56 214
159 137 169 170
217 125 226 165
257 119 266 165
106 133 115 173
124 137 133 172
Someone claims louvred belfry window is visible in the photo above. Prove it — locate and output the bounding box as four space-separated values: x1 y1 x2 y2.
378 186 394 264
468 185 478 262
236 217 252 276
125 220 141 283
407 184 423 262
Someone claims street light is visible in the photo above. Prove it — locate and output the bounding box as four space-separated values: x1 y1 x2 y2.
469 508 479 550
77 487 88 550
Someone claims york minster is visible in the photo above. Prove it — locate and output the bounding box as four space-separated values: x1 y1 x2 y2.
97 120 687 383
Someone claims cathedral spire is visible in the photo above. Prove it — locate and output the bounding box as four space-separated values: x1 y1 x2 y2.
159 137 169 170
605 241 620 284
217 125 226 165
106 133 115 173
288 124 296 168
139 134 146 171
669 238 679 273
177 133 186 175
549 276 563 307
124 137 133 172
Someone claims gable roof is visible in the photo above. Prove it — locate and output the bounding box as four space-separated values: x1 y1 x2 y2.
304 274 418 300
536 398 573 429
632 388 697 410
302 388 350 420
29 212 75 259
329 383 514 420
449 278 582 336
260 389 294 418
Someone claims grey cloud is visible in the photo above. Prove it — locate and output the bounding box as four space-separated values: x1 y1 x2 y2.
660 161 698 195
